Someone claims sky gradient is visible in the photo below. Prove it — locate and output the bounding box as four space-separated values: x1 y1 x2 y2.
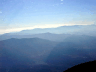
0 0 96 34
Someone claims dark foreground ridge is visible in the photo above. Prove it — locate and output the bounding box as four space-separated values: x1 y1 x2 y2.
64 60 96 72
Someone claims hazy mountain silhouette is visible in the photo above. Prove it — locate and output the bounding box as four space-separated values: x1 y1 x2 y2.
0 24 96 42
16 25 81 35
0 38 58 68
0 32 71 42
8 24 96 36
46 35 96 71
0 35 96 72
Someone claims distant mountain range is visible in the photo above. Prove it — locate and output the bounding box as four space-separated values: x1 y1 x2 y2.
1 24 96 35
0 24 96 72
0 24 96 41
0 35 96 72
0 32 71 42
18 25 81 34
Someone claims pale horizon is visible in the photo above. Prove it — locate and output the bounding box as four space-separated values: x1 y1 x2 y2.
0 23 95 35
0 0 96 34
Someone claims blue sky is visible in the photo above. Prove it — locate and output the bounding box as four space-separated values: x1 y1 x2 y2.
0 0 96 34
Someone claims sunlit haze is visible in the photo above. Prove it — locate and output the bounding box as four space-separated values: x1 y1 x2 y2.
0 0 96 34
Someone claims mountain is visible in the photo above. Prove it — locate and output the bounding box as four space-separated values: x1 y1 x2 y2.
72 24 96 36
0 32 71 42
46 35 96 71
17 25 81 35
0 35 96 72
8 24 96 35
0 38 58 68
0 24 96 41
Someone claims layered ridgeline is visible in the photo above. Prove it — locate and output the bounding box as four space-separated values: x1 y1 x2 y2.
0 32 71 42
12 24 96 35
0 38 58 68
46 35 96 71
0 24 96 41
0 35 96 72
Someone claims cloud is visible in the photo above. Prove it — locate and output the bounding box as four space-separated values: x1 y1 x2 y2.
65 20 95 25
0 20 95 34
89 6 96 14
0 11 2 13
61 0 63 1
0 24 64 34
61 3 63 4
